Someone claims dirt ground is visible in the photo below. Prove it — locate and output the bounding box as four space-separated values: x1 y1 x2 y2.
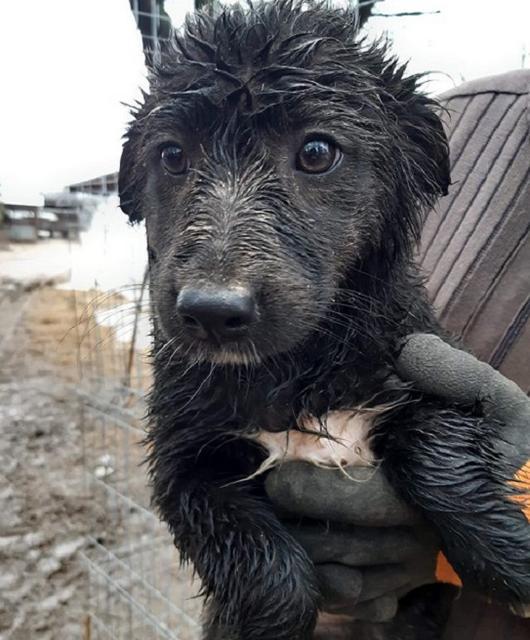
0 282 130 639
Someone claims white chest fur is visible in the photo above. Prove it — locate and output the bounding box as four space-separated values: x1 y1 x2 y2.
248 409 378 476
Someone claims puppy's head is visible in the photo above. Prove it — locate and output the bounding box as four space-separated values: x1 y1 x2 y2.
120 0 449 366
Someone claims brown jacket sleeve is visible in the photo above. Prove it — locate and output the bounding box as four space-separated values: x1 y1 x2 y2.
419 69 530 392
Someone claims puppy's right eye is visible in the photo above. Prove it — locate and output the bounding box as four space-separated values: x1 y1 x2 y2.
296 138 341 175
160 144 189 175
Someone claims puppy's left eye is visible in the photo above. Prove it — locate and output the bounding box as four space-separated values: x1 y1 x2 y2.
160 144 189 175
296 138 341 174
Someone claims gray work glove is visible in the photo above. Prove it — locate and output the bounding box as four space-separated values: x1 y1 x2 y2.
398 333 530 470
398 333 530 618
266 464 439 622
266 333 530 621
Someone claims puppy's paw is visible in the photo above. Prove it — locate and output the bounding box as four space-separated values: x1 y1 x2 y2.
203 537 319 640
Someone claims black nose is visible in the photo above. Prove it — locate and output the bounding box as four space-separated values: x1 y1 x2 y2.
176 287 257 340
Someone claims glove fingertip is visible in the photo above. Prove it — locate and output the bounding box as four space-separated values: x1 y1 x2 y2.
352 594 398 623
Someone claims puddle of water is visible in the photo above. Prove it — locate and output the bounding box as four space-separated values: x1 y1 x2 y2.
0 196 148 299
54 196 151 347
59 196 148 298
69 198 151 347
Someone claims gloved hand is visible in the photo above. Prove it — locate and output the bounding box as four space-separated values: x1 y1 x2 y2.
266 463 440 622
397 333 530 471
266 333 530 621
397 333 530 617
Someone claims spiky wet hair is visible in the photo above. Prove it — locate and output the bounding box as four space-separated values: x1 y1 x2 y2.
120 0 450 252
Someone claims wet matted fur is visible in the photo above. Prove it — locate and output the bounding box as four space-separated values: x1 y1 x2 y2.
119 2 530 638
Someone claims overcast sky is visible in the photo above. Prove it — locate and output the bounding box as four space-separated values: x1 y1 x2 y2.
0 0 528 204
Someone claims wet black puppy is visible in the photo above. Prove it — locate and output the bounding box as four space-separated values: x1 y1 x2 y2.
119 2 530 638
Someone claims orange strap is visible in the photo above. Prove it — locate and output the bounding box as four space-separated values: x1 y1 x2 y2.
511 459 530 522
436 552 462 587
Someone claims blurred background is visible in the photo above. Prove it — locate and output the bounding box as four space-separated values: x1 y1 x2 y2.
0 2 528 639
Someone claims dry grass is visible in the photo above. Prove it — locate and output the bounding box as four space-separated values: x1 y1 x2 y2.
25 287 152 390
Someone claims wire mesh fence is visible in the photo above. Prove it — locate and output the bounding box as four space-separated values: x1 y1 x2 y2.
73 276 203 639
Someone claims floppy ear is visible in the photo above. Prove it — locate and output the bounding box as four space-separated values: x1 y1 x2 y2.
400 94 450 198
372 72 451 257
118 127 143 223
393 89 451 200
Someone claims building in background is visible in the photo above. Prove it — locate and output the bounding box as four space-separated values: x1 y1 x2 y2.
1 192 101 245
2 204 40 242
66 173 118 197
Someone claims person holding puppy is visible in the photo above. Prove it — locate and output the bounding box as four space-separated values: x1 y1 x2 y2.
267 336 530 638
